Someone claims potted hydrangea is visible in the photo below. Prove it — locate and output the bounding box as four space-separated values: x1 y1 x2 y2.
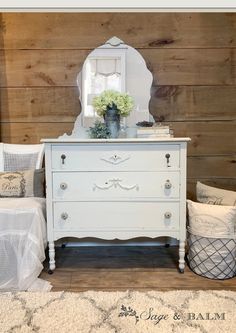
92 90 134 138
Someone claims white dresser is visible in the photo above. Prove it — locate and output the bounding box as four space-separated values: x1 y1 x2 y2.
42 138 190 273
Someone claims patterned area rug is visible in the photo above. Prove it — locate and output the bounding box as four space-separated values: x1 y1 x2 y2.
0 290 235 332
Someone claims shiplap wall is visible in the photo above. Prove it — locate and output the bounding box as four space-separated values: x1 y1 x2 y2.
0 13 235 199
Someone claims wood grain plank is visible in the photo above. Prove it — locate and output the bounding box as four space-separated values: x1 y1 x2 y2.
53 282 236 291
0 49 234 87
2 86 236 122
69 268 235 289
0 87 80 122
2 13 236 49
0 49 88 87
188 155 236 179
140 49 234 86
69 270 188 288
171 121 236 156
150 85 236 121
0 122 74 143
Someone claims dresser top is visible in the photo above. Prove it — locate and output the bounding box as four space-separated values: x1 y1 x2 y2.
41 137 191 144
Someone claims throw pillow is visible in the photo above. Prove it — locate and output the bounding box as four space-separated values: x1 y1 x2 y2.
187 200 236 237
3 151 39 172
0 169 45 198
196 181 236 206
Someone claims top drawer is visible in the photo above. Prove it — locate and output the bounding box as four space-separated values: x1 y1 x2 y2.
51 144 180 171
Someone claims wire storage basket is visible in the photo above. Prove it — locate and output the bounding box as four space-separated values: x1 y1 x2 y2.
187 227 236 280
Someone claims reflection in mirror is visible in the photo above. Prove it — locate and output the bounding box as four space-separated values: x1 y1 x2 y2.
80 48 126 122
64 36 153 138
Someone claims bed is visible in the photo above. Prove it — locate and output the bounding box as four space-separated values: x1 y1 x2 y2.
0 143 51 291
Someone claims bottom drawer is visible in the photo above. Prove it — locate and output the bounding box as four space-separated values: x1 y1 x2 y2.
53 201 180 231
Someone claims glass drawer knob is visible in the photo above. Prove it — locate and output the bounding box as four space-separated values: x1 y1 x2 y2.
165 180 172 189
61 212 68 220
60 182 67 190
164 212 172 219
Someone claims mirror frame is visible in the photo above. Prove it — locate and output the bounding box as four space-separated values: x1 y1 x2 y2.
60 37 153 139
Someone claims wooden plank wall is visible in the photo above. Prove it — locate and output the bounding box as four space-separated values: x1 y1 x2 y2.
0 13 235 199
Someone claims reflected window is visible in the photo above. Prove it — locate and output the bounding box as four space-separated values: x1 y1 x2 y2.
81 49 126 126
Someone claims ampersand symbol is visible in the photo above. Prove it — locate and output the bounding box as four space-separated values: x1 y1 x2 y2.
173 313 181 320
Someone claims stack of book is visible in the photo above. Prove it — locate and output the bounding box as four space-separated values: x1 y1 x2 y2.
137 124 173 138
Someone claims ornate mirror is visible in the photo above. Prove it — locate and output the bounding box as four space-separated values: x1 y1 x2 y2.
63 37 154 138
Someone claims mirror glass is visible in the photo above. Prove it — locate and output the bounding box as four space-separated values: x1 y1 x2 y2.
68 37 153 138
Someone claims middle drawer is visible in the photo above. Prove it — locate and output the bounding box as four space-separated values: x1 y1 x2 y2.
52 171 180 200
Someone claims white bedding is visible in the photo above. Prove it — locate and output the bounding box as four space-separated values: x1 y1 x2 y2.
0 197 51 291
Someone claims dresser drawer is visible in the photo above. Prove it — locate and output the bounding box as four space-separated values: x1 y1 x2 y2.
52 171 180 200
53 201 180 231
51 144 180 171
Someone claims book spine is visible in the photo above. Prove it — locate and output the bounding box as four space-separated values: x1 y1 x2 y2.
137 134 172 138
137 129 170 134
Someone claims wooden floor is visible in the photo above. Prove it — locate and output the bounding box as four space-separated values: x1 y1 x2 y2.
40 246 236 292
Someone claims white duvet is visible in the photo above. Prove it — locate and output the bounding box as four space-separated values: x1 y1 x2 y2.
0 197 51 291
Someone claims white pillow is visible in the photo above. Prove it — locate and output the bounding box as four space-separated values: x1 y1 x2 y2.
0 169 45 198
196 181 236 206
187 200 236 237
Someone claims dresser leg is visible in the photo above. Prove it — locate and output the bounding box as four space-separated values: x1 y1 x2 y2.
179 240 185 273
48 241 56 273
